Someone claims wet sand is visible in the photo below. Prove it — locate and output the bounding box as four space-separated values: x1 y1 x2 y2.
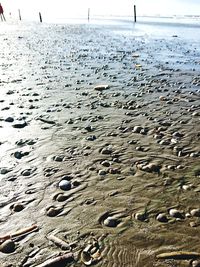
0 21 200 267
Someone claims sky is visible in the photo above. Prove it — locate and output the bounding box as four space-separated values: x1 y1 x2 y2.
1 0 200 20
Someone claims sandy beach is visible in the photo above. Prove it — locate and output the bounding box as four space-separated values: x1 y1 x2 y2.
0 18 200 267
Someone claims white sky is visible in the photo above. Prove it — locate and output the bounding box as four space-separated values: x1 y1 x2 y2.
1 0 200 20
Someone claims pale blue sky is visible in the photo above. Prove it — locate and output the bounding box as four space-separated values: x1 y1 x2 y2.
2 0 200 19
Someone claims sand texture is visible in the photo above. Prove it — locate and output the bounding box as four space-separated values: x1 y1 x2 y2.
0 21 200 267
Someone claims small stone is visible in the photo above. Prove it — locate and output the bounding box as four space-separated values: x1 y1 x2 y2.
190 208 200 217
169 208 184 219
134 212 146 221
133 126 143 133
59 180 71 191
191 260 200 267
0 240 15 253
5 117 14 122
12 121 27 128
104 217 118 227
156 213 168 223
12 203 25 212
0 168 11 174
98 170 107 176
101 161 110 167
101 147 112 155
54 155 64 162
86 135 96 141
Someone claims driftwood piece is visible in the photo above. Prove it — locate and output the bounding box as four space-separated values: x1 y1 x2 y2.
35 253 74 267
0 224 38 244
157 251 200 260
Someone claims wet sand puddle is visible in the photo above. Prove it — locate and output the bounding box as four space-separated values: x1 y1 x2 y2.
0 22 200 267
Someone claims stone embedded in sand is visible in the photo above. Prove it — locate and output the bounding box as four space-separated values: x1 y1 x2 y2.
5 117 14 122
12 203 25 212
0 168 11 175
0 239 15 254
191 260 200 267
169 208 184 219
53 155 65 162
46 207 62 217
134 212 147 221
12 121 27 128
59 180 71 191
132 126 143 133
101 160 110 167
104 217 118 227
86 135 96 141
190 209 200 217
94 85 109 91
98 170 107 176
156 213 168 223
101 147 112 155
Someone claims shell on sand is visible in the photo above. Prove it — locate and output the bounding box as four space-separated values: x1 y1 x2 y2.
81 250 93 266
94 85 109 91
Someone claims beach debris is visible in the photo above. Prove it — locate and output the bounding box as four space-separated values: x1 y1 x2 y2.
0 239 15 253
81 250 93 266
94 85 109 91
156 251 200 260
81 242 101 266
0 224 38 244
47 234 70 250
34 253 74 267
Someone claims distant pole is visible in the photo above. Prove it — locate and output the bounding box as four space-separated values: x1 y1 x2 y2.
18 9 21 21
39 12 42 23
88 8 90 21
134 5 137 22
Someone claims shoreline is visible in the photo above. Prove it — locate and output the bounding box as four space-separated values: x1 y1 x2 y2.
0 22 200 266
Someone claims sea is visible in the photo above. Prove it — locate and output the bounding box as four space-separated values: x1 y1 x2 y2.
1 15 200 40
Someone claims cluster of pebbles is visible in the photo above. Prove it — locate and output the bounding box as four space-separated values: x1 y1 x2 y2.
0 22 200 267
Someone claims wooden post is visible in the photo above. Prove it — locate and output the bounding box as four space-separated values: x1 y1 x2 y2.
18 9 21 21
134 5 137 22
88 8 90 21
39 12 42 23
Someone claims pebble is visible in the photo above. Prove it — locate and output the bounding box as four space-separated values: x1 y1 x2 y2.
104 217 118 227
132 126 143 133
169 208 184 219
101 161 110 167
190 208 200 217
12 121 27 128
59 180 71 191
5 117 14 122
134 212 146 221
191 260 200 267
156 213 168 223
12 203 25 212
101 147 112 155
0 239 15 253
98 170 107 176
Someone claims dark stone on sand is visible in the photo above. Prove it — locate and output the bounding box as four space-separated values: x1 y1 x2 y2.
59 180 71 191
5 117 14 122
12 121 27 128
0 239 15 254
